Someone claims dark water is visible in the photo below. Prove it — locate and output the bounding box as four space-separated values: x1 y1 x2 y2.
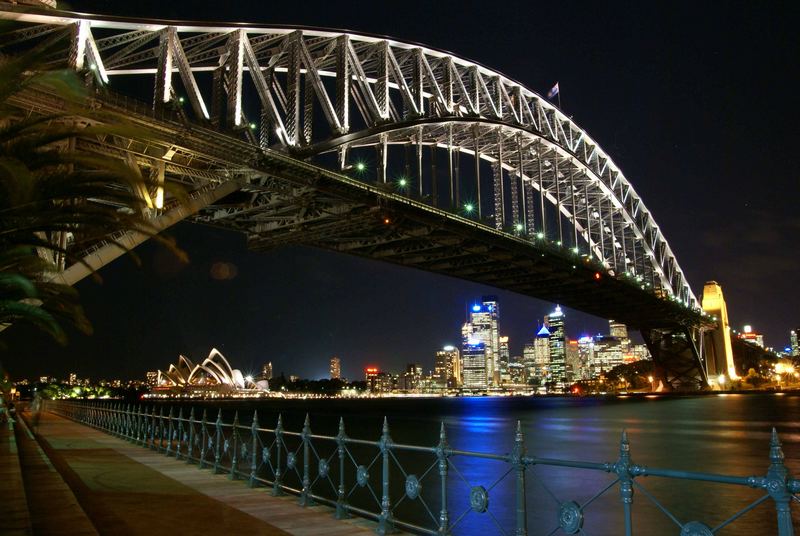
156 393 800 535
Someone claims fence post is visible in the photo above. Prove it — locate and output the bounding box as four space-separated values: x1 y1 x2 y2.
299 414 313 506
157 406 164 452
230 411 240 480
187 408 196 464
437 422 449 535
149 406 157 449
513 421 527 536
124 404 130 440
377 417 394 535
336 417 348 519
272 414 284 496
616 430 634 536
136 405 144 445
765 428 794 536
175 407 184 460
249 410 259 488
214 409 223 474
166 407 174 456
128 404 134 440
199 409 208 469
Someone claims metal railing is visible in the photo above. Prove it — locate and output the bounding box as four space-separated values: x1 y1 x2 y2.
47 401 798 535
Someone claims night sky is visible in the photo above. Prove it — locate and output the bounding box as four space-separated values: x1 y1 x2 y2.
3 1 798 381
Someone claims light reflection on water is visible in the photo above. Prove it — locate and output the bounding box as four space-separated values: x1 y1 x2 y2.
182 393 800 535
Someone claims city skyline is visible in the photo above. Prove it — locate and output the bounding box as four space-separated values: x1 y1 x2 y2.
1 1 797 382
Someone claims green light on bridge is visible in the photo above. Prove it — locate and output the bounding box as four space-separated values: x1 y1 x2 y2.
464 203 474 213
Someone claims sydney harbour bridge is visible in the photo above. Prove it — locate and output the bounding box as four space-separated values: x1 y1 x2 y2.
1 4 739 390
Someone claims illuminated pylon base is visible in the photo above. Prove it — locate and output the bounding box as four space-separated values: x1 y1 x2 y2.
701 281 738 389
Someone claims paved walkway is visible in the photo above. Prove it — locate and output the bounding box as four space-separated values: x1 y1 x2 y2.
0 419 32 535
13 415 97 535
23 411 379 536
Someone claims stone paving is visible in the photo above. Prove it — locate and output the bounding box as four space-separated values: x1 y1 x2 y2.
0 418 32 535
9 411 381 536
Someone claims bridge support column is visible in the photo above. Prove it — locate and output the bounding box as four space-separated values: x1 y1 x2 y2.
641 327 708 391
701 281 738 388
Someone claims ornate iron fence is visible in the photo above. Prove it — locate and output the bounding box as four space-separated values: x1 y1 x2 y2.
46 401 798 535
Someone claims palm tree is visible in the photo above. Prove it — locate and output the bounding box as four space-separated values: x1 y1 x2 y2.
0 27 183 346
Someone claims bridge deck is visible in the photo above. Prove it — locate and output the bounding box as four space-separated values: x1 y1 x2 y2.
19 411 383 535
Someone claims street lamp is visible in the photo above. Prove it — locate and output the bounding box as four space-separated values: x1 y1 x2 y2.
647 375 655 392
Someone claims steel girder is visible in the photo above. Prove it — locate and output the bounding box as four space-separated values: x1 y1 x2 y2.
0 6 698 311
641 328 708 391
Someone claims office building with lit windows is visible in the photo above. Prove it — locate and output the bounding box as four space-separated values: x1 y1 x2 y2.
434 346 461 389
545 305 566 391
462 341 488 390
462 296 501 387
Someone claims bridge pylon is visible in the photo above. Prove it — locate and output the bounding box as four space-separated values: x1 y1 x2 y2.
701 281 738 389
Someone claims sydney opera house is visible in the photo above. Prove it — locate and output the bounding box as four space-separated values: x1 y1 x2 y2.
154 348 269 396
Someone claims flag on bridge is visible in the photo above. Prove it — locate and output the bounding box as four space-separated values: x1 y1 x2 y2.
547 82 560 100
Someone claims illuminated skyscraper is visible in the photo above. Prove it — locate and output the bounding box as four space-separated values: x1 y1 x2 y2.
434 346 461 388
791 328 799 357
608 320 628 339
400 364 423 391
545 305 566 391
524 325 551 384
262 362 273 380
365 367 390 393
593 335 624 373
578 336 595 378
330 357 341 380
462 296 501 387
462 342 488 390
498 336 510 384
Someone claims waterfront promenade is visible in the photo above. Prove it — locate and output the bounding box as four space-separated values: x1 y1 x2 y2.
3 411 381 535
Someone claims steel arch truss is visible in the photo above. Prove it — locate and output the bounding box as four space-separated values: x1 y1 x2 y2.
0 7 697 309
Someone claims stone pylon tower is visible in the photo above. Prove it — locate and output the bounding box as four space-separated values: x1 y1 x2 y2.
701 281 738 388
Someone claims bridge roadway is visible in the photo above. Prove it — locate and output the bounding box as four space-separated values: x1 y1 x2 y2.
7 410 383 535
